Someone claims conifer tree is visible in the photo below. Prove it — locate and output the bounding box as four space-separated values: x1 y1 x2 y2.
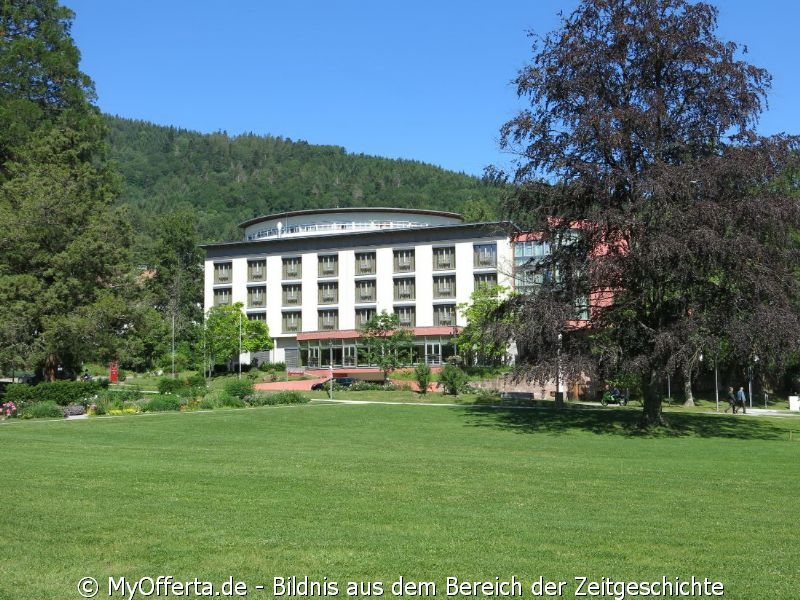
0 0 131 378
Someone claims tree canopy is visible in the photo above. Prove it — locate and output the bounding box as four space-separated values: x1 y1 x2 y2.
0 0 133 379
359 311 413 383
203 303 272 373
495 0 800 425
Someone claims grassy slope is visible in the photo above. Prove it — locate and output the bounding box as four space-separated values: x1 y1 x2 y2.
0 405 797 599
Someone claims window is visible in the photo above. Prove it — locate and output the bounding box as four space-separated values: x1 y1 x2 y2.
355 252 376 275
213 287 232 306
248 312 266 321
394 306 416 328
282 311 301 333
318 310 338 330
283 284 301 306
433 275 456 299
318 282 338 304
318 255 338 277
394 278 415 301
283 257 302 279
473 243 497 268
393 249 415 273
247 285 266 308
434 304 456 327
356 279 376 302
247 259 266 282
433 247 455 270
515 267 559 295
474 272 498 290
515 240 550 258
355 308 376 327
213 262 232 284
574 296 590 321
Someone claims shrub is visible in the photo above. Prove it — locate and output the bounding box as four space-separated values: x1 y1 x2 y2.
158 376 207 398
258 361 286 372
20 401 64 419
198 396 218 410
1 400 18 418
439 364 470 396
186 373 206 388
223 378 254 400
349 380 393 391
157 378 184 395
414 363 432 394
107 405 140 416
216 393 246 408
140 394 182 412
62 404 86 417
247 391 309 406
4 380 108 407
473 388 503 404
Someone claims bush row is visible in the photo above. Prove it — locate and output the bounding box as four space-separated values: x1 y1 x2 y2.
14 387 309 418
4 380 109 406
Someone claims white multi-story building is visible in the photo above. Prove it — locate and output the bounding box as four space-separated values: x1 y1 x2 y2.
202 207 514 370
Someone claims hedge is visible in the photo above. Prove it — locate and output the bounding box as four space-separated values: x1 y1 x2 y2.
4 380 109 407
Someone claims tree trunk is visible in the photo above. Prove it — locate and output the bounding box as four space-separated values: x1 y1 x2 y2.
640 369 669 427
683 375 695 407
43 353 59 382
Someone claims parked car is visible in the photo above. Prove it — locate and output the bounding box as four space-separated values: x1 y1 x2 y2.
311 377 357 391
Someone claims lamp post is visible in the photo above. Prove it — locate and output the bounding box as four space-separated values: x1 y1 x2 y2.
171 311 176 379
667 374 671 404
329 339 334 400
238 311 242 380
555 333 563 409
749 355 758 409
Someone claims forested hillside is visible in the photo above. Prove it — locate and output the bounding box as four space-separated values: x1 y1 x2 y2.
106 116 504 243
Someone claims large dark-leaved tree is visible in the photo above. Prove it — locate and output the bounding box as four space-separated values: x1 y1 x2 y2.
0 0 132 379
494 0 800 425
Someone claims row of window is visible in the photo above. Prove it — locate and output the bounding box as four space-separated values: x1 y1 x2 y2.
213 244 498 284
300 338 457 368
248 305 456 333
213 273 498 308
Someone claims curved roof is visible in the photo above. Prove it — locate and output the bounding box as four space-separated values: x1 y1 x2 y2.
239 207 464 241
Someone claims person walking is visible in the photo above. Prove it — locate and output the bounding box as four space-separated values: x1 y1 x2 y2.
726 387 737 413
736 386 747 414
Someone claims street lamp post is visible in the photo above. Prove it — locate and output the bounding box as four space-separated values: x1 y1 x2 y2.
171 311 176 380
329 339 334 400
555 333 563 409
749 355 759 409
667 374 671 404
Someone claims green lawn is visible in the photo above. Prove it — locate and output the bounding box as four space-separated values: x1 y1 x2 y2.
0 404 797 599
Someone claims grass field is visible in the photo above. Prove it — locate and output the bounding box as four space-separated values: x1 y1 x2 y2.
0 402 797 599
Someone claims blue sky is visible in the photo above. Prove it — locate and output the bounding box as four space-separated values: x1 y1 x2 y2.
65 1 800 177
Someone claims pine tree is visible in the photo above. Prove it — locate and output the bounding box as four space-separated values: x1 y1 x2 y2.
0 0 131 378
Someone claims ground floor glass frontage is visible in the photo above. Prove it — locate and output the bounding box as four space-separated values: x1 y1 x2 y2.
299 336 458 368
